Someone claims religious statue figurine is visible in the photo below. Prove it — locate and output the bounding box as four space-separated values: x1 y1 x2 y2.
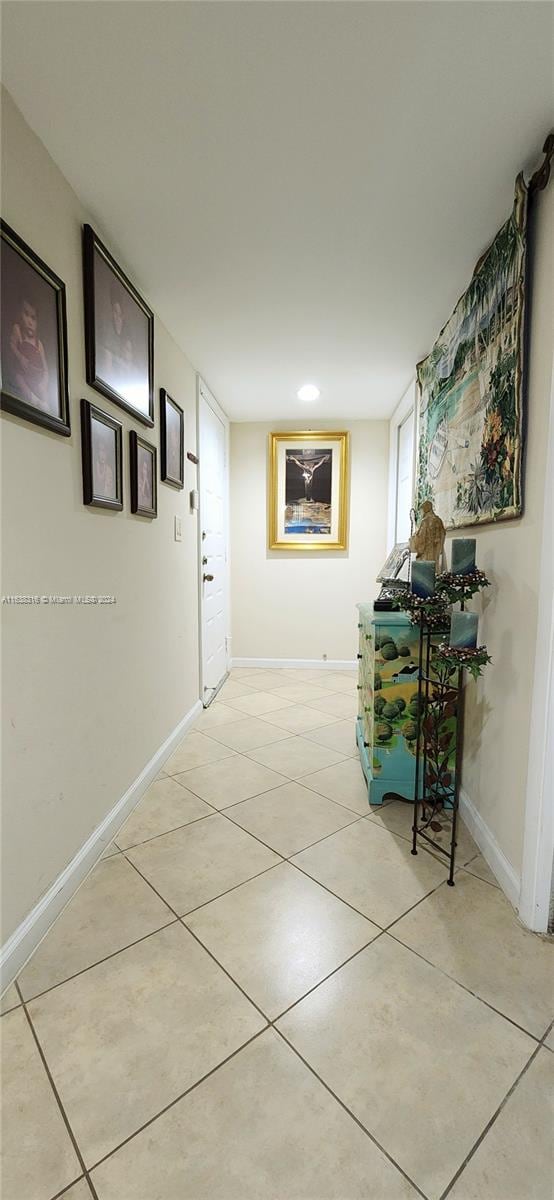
409 500 446 570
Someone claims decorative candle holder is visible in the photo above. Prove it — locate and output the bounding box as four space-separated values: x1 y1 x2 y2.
450 609 479 649
451 538 476 575
411 560 436 599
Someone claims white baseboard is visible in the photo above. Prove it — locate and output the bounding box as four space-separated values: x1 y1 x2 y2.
231 657 357 671
459 786 521 910
0 700 202 992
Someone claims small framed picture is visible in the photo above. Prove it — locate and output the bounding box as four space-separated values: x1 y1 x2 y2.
160 388 184 489
83 224 154 426
1 220 70 436
81 398 123 510
130 430 157 518
268 431 349 550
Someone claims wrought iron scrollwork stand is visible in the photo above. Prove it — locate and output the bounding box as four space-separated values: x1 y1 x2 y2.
411 610 464 886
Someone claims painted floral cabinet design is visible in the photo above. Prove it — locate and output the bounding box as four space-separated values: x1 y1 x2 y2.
356 605 424 806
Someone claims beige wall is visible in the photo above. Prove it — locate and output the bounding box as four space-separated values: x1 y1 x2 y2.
1 90 201 941
458 189 554 883
230 419 389 663
443 187 553 880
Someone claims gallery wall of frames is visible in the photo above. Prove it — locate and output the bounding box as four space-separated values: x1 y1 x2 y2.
0 219 185 517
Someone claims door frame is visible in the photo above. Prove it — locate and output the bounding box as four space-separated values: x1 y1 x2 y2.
196 375 231 706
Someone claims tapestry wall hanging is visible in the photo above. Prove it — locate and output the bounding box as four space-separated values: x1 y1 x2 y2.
416 174 528 529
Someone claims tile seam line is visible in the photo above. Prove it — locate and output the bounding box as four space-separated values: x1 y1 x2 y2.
169 747 381 818
85 1026 268 1177
274 1026 430 1200
14 981 101 1200
116 806 219 852
438 1039 544 1200
17 917 181 1007
220 806 366 863
365 811 489 873
386 927 544 1043
288 856 449 931
17 793 447 1005
122 852 271 1021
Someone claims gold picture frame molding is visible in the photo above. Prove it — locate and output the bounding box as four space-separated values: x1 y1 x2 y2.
268 430 350 551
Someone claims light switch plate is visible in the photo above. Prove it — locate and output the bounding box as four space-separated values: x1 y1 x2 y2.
174 515 182 542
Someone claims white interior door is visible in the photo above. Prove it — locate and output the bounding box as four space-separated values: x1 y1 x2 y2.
198 382 228 702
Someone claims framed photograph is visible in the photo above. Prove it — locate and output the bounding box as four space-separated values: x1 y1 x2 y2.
130 430 157 518
268 431 349 550
81 398 123 510
376 543 410 583
160 388 184 489
1 220 70 436
83 224 154 426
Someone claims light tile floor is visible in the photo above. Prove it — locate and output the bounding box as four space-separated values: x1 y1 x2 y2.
2 667 553 1200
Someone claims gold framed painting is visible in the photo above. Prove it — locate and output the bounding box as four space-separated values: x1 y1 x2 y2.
268 430 349 550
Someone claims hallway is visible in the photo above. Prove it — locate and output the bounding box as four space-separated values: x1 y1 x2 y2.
2 668 552 1200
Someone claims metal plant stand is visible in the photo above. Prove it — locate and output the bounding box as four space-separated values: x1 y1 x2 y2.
411 612 464 885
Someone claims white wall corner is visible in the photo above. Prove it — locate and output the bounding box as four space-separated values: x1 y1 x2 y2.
0 700 202 992
519 359 554 933
459 786 521 910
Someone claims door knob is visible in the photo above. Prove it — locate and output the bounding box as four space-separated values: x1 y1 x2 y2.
203 573 214 582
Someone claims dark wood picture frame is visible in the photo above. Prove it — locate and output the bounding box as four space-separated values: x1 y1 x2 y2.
83 224 154 426
81 398 123 510
1 220 70 436
130 430 158 518
160 388 184 489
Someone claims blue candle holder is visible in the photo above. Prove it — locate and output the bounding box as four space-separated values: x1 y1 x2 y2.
451 538 476 575
450 610 479 649
411 560 436 598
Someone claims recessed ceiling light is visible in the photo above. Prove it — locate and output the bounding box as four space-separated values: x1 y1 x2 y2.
297 384 320 402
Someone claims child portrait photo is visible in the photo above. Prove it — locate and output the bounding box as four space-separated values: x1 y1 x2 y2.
1 221 70 435
83 225 154 426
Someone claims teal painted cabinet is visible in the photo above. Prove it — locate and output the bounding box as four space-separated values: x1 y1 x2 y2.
356 604 422 806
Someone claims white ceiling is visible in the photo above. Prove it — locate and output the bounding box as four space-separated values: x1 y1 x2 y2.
2 2 552 421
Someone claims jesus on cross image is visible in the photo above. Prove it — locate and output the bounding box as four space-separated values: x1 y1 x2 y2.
288 454 330 501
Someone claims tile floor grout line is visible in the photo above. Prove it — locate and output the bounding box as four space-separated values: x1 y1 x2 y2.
381 879 453 934
386 925 544 1044
168 741 373 820
177 860 285 919
168 767 302 811
539 1017 554 1048
272 931 386 1023
48 1176 89 1200
122 848 280 927
127 805 388 1032
16 917 181 1007
362 809 477 866
458 864 501 890
364 808 481 873
178 917 271 1024
438 1040 544 1200
217 770 358 816
86 1027 268 1177
274 1026 430 1200
288 844 451 932
117 806 218 853
286 856 387 927
221 804 366 863
15 981 101 1200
